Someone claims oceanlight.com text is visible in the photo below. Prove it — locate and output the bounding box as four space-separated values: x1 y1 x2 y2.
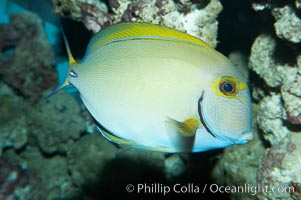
125 183 295 196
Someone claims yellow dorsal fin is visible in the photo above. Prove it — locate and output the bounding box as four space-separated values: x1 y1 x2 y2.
85 22 212 57
167 117 202 137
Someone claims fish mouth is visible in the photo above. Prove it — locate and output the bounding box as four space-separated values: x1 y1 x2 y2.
234 131 253 144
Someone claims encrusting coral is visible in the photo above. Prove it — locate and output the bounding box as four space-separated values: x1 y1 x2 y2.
50 0 222 47
257 133 301 200
51 0 111 33
0 12 56 102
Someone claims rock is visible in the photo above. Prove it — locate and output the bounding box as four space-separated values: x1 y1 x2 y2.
249 34 282 88
257 133 301 200
164 154 186 181
50 0 223 48
27 91 86 155
15 146 80 200
67 134 117 188
51 0 110 33
257 94 289 145
0 83 28 156
0 12 56 102
272 6 301 43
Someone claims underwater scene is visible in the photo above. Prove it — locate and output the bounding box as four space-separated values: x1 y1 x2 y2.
0 0 301 199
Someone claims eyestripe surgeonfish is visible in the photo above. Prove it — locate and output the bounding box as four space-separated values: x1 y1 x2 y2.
52 22 253 153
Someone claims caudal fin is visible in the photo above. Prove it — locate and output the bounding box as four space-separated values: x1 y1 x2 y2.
44 27 77 99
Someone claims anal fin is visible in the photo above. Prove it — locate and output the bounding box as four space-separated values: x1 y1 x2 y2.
97 126 134 147
97 126 174 152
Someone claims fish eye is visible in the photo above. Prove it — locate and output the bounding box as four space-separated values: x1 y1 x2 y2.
219 80 236 95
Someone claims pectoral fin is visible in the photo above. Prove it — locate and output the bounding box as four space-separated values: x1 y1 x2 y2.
166 117 201 137
165 117 202 152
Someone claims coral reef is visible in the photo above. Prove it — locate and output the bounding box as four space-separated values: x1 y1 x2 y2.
249 32 301 142
257 133 301 200
51 0 111 33
0 12 86 198
0 78 86 156
3 146 81 200
0 80 86 199
67 134 117 188
111 0 222 47
281 54 301 125
50 0 222 47
249 33 301 127
272 5 301 43
249 34 281 88
0 156 41 200
27 91 86 154
256 93 289 145
0 12 56 102
0 83 27 157
164 154 186 181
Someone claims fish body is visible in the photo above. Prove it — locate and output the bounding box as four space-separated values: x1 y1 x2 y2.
55 22 253 152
